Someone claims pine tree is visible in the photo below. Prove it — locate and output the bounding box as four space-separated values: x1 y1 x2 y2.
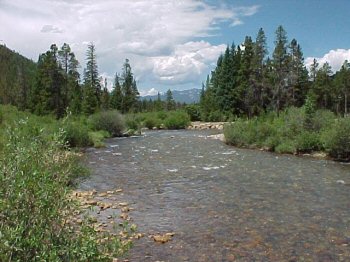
252 28 268 113
121 59 139 113
166 89 175 111
110 73 123 110
30 44 64 118
272 25 289 114
82 43 100 114
101 78 110 110
288 39 308 106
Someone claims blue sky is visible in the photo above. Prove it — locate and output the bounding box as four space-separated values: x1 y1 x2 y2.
1 0 350 96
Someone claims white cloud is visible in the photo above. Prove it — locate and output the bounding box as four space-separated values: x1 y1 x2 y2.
41 25 63 33
306 49 350 72
139 88 159 97
152 41 226 84
0 0 259 91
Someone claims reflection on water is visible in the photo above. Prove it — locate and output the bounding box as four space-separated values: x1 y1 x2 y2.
79 130 350 261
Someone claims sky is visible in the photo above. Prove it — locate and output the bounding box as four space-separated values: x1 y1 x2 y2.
1 0 350 96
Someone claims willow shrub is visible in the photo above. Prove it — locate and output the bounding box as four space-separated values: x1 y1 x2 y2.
321 117 350 161
224 107 350 160
89 110 125 137
164 111 190 129
0 120 129 261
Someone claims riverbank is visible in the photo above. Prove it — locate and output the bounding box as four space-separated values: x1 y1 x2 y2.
224 107 350 162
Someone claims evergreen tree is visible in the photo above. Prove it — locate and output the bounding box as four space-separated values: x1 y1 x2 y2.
288 39 308 106
166 89 175 111
110 73 123 110
272 25 289 114
121 59 139 113
31 44 64 118
101 78 110 110
252 28 268 113
313 62 333 109
155 92 163 111
334 60 350 114
82 43 100 114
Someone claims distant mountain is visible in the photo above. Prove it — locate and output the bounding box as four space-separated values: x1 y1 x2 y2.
142 88 201 104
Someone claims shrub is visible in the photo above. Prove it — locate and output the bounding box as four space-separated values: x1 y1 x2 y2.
312 109 336 131
275 140 296 154
0 119 131 261
157 111 167 120
224 120 252 147
322 117 350 160
185 104 201 121
63 120 92 147
164 111 190 129
143 116 160 129
296 131 320 153
89 110 125 137
89 130 110 148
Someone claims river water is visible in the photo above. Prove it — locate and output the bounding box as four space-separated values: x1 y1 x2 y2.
79 130 350 261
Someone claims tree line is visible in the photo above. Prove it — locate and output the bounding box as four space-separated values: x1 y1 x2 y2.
200 25 350 121
0 43 140 118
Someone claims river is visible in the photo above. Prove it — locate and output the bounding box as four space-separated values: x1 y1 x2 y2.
78 130 350 261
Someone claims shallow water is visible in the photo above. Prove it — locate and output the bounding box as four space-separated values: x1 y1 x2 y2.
79 130 350 261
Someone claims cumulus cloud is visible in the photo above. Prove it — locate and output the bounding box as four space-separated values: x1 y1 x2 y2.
306 49 350 72
139 88 159 97
152 41 226 84
0 0 259 91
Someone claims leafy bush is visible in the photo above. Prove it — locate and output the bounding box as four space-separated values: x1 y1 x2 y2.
157 111 167 120
143 116 160 129
185 104 201 121
164 111 190 129
0 121 129 261
275 140 296 154
322 117 350 160
89 130 110 148
63 120 92 147
296 131 320 153
89 110 125 137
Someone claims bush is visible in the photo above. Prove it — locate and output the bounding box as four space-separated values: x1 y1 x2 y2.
89 130 110 148
89 110 125 137
296 131 320 153
63 120 92 147
164 111 190 129
224 120 252 147
143 116 160 129
275 140 296 154
322 117 350 160
185 104 201 121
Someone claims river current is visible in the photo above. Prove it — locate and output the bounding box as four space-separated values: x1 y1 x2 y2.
79 130 350 261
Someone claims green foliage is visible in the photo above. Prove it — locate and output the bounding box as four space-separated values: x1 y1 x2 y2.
144 116 160 129
321 117 350 160
88 130 110 148
185 104 201 121
0 119 129 261
164 111 190 129
62 118 92 147
89 110 125 137
295 131 320 153
224 107 350 160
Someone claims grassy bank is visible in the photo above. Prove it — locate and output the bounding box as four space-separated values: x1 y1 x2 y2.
0 105 131 261
224 107 350 161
